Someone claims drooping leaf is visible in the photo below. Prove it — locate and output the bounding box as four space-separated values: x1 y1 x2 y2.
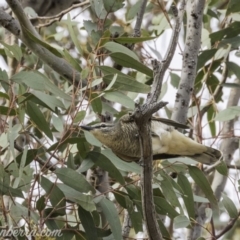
83 130 103 147
12 71 71 101
115 36 157 44
103 73 150 93
226 61 240 80
91 0 107 19
110 52 152 76
104 42 139 60
173 215 191 229
78 205 98 240
55 168 95 193
0 106 16 116
97 198 122 240
103 91 134 109
74 110 86 123
22 26 62 57
88 151 125 185
103 0 124 12
102 149 141 174
188 166 218 207
215 106 240 121
90 93 102 114
222 193 238 218
26 101 53 140
177 173 195 220
154 197 179 219
197 49 217 70
170 72 180 89
207 105 216 137
58 184 96 212
215 161 228 176
0 42 22 62
40 176 66 216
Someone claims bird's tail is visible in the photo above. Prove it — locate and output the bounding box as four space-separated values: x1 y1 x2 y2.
191 146 221 165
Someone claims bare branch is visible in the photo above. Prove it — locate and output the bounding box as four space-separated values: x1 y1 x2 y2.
133 0 148 37
130 1 186 239
211 79 240 201
171 0 205 124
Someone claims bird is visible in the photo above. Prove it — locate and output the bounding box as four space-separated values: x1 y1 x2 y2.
81 114 221 165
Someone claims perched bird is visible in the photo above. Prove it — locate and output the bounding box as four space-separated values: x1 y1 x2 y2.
81 114 221 165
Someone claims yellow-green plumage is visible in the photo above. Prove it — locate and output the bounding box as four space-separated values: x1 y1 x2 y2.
81 114 221 164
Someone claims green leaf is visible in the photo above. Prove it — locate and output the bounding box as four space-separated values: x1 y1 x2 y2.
104 91 134 109
40 176 66 216
126 0 142 21
156 170 182 211
215 161 228 176
188 166 218 207
221 83 240 88
16 149 38 166
26 101 53 140
115 36 157 44
104 42 139 60
154 197 179 219
97 198 122 240
177 173 195 220
57 184 96 211
215 106 240 121
173 215 190 229
36 196 46 212
207 105 216 137
88 151 125 185
226 0 240 15
170 72 180 88
62 49 82 72
22 26 62 58
83 130 103 147
158 219 171 239
103 0 124 12
91 0 107 19
12 71 71 101
74 110 86 123
90 93 102 114
55 168 95 193
222 193 238 218
110 52 152 76
103 73 150 93
197 49 217 70
0 41 22 62
0 106 16 116
66 15 83 55
0 92 9 100
102 149 141 174
226 61 240 80
78 205 98 240
0 183 24 198
32 91 65 110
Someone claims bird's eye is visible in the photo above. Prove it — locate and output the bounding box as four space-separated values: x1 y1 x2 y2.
100 124 107 128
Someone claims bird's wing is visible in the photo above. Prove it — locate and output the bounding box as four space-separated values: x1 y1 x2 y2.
151 117 189 129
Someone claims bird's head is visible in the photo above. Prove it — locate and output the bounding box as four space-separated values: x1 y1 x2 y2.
81 122 117 147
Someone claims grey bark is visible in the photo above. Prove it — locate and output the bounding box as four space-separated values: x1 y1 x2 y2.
171 0 205 124
1 0 86 86
20 0 80 16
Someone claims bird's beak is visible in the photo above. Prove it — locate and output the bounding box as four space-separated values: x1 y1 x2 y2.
80 125 94 131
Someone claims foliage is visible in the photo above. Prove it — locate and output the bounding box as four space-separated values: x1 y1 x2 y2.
1 0 240 239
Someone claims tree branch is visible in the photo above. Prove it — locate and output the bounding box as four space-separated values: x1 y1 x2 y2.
2 0 86 86
133 0 148 37
171 0 205 124
130 2 186 239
